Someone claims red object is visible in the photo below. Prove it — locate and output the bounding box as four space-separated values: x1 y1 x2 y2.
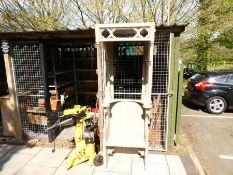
195 81 214 91
91 107 99 113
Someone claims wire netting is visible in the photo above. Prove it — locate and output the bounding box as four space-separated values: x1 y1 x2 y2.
149 31 170 151
11 42 48 140
113 43 143 99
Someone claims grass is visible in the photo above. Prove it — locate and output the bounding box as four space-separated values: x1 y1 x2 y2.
207 62 233 70
171 132 189 154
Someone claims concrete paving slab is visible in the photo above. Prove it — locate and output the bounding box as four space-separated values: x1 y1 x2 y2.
15 165 56 175
94 153 132 175
166 155 187 175
53 160 68 175
147 162 170 175
110 153 134 160
0 152 5 158
93 171 131 175
133 154 170 175
131 161 146 175
0 144 7 152
132 154 144 163
0 144 15 150
0 143 191 175
55 159 95 175
0 144 15 157
107 155 132 173
0 144 7 148
0 153 33 175
148 154 167 164
27 147 71 168
8 145 42 155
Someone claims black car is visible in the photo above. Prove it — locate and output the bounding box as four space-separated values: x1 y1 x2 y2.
184 70 233 114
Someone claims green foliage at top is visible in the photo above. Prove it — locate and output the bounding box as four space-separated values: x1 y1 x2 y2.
182 0 233 72
216 29 233 49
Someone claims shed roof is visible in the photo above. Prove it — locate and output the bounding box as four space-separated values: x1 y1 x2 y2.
156 24 186 33
0 25 186 40
0 29 95 40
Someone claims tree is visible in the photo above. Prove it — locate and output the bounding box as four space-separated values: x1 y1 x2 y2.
68 0 134 28
0 0 69 31
184 0 233 71
216 29 233 49
70 0 198 28
0 0 198 30
130 0 198 25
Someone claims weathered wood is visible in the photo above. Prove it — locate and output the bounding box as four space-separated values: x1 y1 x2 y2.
0 52 22 140
27 113 47 125
0 96 14 136
0 29 95 40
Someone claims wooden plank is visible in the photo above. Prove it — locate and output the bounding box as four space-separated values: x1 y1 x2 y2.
108 102 145 148
167 32 175 151
2 52 21 140
27 113 47 125
106 137 145 148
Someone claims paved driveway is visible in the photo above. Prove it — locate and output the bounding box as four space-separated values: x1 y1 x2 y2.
181 99 233 175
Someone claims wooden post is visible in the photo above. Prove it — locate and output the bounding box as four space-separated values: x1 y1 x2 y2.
167 32 180 150
175 37 183 144
95 41 103 152
1 40 22 141
167 33 175 151
175 64 183 143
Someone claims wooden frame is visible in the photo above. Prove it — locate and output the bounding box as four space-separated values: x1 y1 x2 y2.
95 23 155 169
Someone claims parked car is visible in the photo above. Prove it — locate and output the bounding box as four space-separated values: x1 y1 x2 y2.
184 70 233 114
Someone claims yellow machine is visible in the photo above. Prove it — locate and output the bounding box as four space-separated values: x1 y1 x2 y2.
65 105 96 169
48 105 102 170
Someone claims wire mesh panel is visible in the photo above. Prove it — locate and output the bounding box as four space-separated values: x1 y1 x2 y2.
152 31 170 94
149 95 168 150
149 31 170 151
11 42 48 140
114 43 143 99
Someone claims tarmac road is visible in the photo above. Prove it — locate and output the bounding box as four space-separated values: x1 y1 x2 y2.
181 99 233 175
